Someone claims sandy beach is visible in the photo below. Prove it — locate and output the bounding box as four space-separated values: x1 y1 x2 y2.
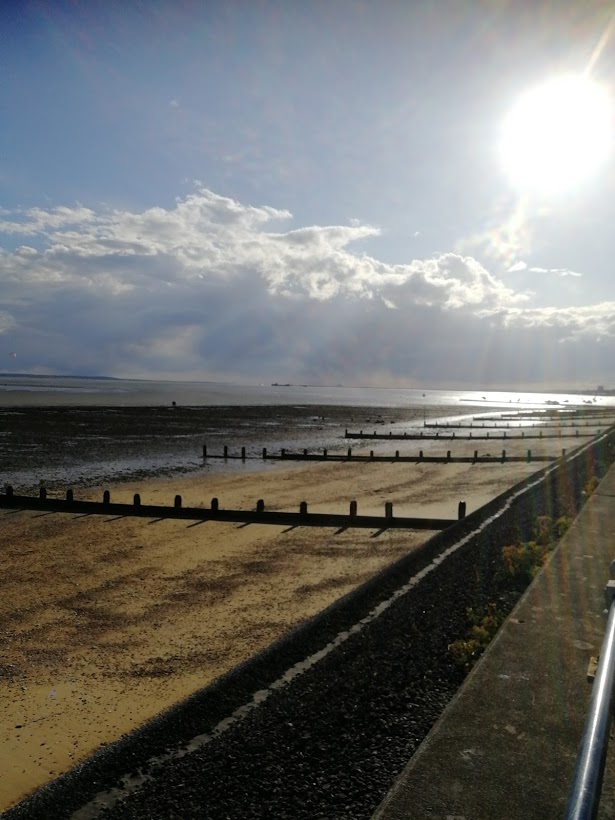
0 408 608 812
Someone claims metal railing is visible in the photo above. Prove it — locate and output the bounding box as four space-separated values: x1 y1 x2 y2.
564 569 615 820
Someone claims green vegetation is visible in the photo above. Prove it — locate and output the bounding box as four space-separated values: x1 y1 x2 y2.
583 475 600 498
499 515 572 587
449 514 572 670
449 604 505 670
447 444 614 672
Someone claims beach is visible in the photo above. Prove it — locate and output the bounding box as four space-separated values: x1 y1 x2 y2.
0 401 609 812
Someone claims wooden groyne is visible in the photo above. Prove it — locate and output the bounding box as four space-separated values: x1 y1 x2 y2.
203 446 560 464
0 487 461 531
475 412 615 421
343 429 591 441
423 421 610 429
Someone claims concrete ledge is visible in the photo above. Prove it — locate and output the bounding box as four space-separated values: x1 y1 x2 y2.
372 464 615 820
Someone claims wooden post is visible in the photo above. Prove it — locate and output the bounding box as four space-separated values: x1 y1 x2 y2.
39 487 47 500
370 450 374 459
521 431 524 438
446 450 451 461
527 450 532 463
347 447 352 458
303 448 308 456
487 432 489 438
345 429 348 438
256 499 265 512
174 495 182 508
323 449 327 459
103 490 110 505
473 450 478 463
203 444 207 458
263 447 267 459
300 501 308 515
540 430 543 438
576 430 579 437
419 450 423 461
395 450 399 459
350 500 357 516
241 447 246 461
5 485 13 497
223 445 228 458
211 497 219 511
458 501 466 519
501 450 506 463
66 489 74 502
133 493 141 507
281 448 286 457
385 501 393 518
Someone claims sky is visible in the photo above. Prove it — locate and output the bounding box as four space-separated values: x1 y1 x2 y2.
2 0 615 390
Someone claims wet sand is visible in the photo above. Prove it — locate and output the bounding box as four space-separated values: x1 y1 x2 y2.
0 409 608 812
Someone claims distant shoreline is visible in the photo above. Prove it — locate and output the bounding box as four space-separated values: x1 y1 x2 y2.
1 373 614 395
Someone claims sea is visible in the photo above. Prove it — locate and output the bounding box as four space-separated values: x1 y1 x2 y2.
0 374 612 410
2 376 614 493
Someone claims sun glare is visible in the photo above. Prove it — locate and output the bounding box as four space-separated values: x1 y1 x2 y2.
499 75 612 193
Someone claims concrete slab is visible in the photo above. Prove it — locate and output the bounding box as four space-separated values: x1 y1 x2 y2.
372 464 615 820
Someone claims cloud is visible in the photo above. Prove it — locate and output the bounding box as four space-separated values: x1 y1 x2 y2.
507 260 582 277
0 186 610 386
480 302 615 340
0 187 524 309
0 311 16 333
527 266 582 277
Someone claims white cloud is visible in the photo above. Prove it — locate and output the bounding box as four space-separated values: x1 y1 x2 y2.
0 185 610 385
527 266 582 277
0 187 524 309
507 260 583 278
0 311 16 333
480 302 615 340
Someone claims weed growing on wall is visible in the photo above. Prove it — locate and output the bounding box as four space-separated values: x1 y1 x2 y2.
450 515 572 670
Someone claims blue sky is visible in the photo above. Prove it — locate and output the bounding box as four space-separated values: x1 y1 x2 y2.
2 0 615 389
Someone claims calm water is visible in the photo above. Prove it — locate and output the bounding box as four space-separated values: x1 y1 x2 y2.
1 375 612 410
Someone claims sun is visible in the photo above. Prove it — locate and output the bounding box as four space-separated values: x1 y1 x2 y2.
499 75 612 193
